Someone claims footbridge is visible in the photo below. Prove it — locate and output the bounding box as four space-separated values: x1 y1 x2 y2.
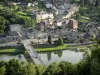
22 40 45 66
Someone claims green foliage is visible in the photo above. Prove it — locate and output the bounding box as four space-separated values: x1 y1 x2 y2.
91 58 100 75
0 59 44 75
43 62 61 75
1 41 100 75
97 38 100 45
35 65 44 75
0 16 8 34
6 59 22 75
89 37 96 41
91 46 100 62
37 1 46 10
79 38 85 43
77 60 90 75
58 36 64 45
0 66 6 75
0 4 36 34
48 35 52 44
74 0 100 23
21 63 36 75
59 61 77 75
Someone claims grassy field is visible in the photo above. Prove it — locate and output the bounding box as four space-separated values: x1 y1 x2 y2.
36 44 69 52
0 48 25 54
36 44 93 52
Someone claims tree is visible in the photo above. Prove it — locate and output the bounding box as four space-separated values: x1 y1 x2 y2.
59 61 76 75
35 65 44 75
94 0 100 7
91 46 100 62
91 58 100 75
77 60 90 75
47 52 52 61
58 51 63 58
21 63 36 75
79 38 84 43
0 66 6 75
19 16 36 28
96 38 100 46
6 59 22 75
47 35 52 44
43 62 61 75
0 16 7 35
58 36 64 45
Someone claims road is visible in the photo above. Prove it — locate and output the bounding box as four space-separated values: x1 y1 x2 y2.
0 38 95 47
0 41 19 47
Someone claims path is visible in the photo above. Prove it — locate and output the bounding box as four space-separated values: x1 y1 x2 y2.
22 40 45 66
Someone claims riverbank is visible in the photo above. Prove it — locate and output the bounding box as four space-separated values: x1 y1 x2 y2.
36 44 68 52
36 44 93 52
0 48 25 54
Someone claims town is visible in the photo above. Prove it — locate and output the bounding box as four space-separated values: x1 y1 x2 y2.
0 0 100 75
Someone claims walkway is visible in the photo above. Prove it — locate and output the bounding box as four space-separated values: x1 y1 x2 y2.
0 41 19 47
22 40 45 66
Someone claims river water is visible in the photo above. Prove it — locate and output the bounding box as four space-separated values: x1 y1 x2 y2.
38 49 84 65
0 54 26 62
0 49 84 65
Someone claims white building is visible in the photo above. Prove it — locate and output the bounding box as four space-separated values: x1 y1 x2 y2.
36 11 54 23
9 24 22 32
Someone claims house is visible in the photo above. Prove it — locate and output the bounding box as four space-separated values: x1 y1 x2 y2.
89 26 99 37
65 30 79 41
6 24 22 42
52 20 57 27
9 24 22 32
67 19 78 29
0 35 7 43
36 11 54 23
35 22 46 32
6 31 19 42
62 21 67 29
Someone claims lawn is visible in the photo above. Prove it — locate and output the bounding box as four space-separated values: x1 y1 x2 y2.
36 44 69 52
36 44 94 52
0 48 25 54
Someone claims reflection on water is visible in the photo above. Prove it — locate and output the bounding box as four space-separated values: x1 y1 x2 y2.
0 54 26 62
38 49 84 65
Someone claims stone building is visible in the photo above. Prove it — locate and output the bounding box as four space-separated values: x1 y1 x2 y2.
6 24 22 42
9 24 22 32
0 35 7 43
36 11 54 23
67 19 78 29
35 22 47 32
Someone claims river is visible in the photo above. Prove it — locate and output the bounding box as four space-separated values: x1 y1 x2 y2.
0 48 84 65
38 48 84 65
0 54 26 62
